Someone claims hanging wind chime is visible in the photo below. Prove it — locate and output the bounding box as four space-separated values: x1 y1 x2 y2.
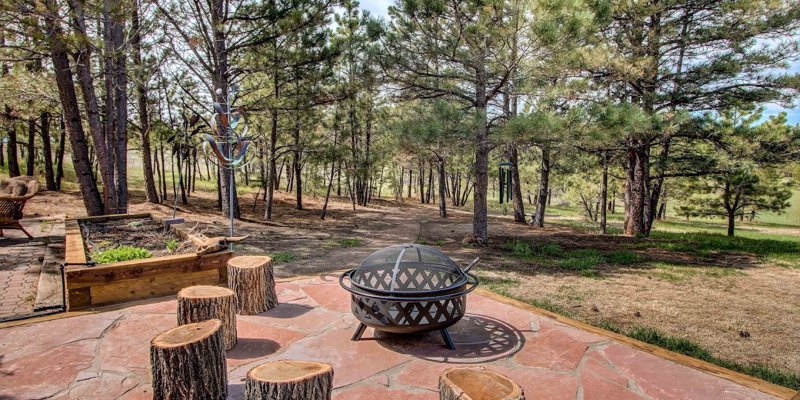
203 84 254 247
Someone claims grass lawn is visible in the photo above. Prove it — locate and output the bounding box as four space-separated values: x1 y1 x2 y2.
422 204 800 390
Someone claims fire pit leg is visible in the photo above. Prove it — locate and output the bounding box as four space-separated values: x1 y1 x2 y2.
440 328 456 350
351 323 367 341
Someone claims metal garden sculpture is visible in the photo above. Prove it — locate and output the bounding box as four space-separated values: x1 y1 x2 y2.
203 84 254 242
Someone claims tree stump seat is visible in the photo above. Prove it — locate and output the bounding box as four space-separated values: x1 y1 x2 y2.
227 255 277 315
439 366 524 400
245 360 333 400
177 285 237 349
150 319 228 400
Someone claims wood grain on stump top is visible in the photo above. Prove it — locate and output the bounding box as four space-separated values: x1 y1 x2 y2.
228 256 272 269
248 360 332 383
440 367 524 400
178 285 234 299
152 319 222 348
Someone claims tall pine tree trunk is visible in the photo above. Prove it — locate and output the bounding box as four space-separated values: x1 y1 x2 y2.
55 116 66 190
40 112 57 190
26 119 35 176
68 0 117 213
46 5 104 215
132 0 158 203
531 145 550 228
437 156 447 218
6 119 20 177
509 145 525 223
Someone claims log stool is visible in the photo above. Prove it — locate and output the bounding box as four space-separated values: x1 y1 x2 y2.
439 367 524 400
227 256 277 314
150 319 227 400
245 360 333 400
177 285 238 350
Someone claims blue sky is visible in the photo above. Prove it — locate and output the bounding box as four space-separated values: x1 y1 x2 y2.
358 0 800 125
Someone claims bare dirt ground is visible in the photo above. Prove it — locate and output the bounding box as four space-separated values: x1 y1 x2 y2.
21 187 800 376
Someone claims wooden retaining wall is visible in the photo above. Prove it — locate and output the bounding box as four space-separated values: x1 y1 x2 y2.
64 213 232 310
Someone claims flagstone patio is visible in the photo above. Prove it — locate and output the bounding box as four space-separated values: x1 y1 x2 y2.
0 275 792 400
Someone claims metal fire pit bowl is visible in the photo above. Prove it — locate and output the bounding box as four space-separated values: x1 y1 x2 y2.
339 244 479 350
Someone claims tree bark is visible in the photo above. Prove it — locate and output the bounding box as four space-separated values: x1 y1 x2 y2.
293 119 303 210
132 0 158 204
55 116 66 190
624 143 648 236
26 119 35 176
39 112 57 190
509 145 525 223
472 76 490 244
6 120 20 177
110 0 128 214
437 156 447 218
600 153 609 234
150 320 227 400
531 145 550 228
46 7 104 215
177 285 237 350
439 367 524 400
227 256 277 314
67 0 117 213
245 361 333 400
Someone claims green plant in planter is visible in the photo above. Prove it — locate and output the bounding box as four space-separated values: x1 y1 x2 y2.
92 246 152 263
166 239 179 252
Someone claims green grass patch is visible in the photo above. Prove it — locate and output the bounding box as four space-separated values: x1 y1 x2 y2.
338 238 362 248
606 250 646 265
270 252 296 263
91 246 152 264
434 239 446 246
627 327 800 390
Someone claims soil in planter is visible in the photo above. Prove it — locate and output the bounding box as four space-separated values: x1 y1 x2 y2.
80 217 195 263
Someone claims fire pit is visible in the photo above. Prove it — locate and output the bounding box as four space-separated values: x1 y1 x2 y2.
339 244 479 350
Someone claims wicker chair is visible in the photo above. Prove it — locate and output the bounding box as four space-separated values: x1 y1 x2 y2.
0 176 40 239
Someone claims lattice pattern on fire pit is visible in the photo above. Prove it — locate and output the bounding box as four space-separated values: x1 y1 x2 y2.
352 295 465 330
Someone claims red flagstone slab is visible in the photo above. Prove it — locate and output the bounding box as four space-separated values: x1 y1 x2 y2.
0 312 122 362
581 364 645 400
243 302 344 333
96 312 175 380
62 372 139 399
226 318 306 367
0 278 785 400
513 323 589 371
600 343 776 400
478 364 580 400
269 323 409 388
582 353 629 387
0 341 96 400
333 384 437 400
468 295 545 333
115 385 153 400
394 360 450 391
124 298 178 314
301 283 352 313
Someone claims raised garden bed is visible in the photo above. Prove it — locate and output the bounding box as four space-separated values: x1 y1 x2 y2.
65 213 232 310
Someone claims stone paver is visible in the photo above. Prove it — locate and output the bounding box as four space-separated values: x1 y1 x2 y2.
0 278 787 399
0 217 64 321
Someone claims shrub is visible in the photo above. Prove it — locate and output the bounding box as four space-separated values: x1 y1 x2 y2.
92 246 152 264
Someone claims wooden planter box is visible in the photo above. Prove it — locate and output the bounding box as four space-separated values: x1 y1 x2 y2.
64 213 232 310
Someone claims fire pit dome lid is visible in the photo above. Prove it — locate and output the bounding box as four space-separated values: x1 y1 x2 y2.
349 244 468 295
